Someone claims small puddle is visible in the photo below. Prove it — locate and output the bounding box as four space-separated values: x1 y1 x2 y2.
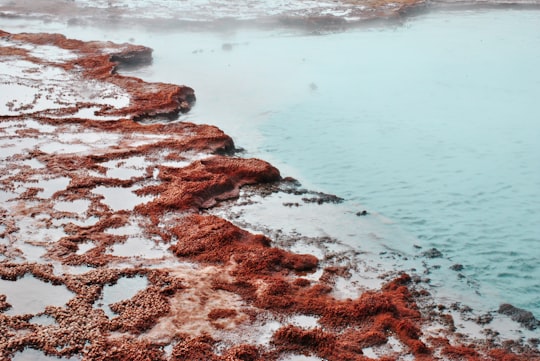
58 131 121 146
21 158 45 169
106 166 145 180
288 314 319 329
24 43 79 63
39 141 90 154
12 348 81 361
53 264 94 276
13 218 63 244
93 185 154 212
94 275 148 318
24 119 57 134
16 242 47 261
0 137 40 159
254 320 282 345
108 237 170 259
0 274 75 315
103 156 149 180
106 224 142 236
362 347 377 359
159 152 211 169
76 241 96 255
29 314 57 326
37 177 71 199
65 106 123 121
0 189 16 202
54 199 91 214
52 216 100 227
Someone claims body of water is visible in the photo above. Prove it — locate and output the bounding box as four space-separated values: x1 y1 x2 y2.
255 10 540 317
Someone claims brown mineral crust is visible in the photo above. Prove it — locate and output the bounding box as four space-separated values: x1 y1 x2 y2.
1 30 195 120
0 295 11 312
271 325 337 357
169 214 317 274
434 337 480 359
83 337 166 361
48 236 120 267
0 315 30 360
166 210 429 357
109 286 171 334
214 265 429 357
45 212 135 267
270 325 396 361
171 333 219 361
222 344 261 361
488 349 540 361
429 338 540 361
207 308 238 321
312 275 428 355
0 263 61 284
27 305 110 357
136 156 281 216
0 291 108 358
319 265 352 285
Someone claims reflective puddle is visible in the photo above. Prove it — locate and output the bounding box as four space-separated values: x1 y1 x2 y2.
94 275 148 318
0 274 74 315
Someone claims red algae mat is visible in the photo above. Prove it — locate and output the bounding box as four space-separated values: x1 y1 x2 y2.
0 30 539 361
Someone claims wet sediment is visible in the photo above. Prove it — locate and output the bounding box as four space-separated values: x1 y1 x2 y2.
0 30 539 361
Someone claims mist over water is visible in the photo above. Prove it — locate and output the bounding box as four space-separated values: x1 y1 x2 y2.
1 8 539 318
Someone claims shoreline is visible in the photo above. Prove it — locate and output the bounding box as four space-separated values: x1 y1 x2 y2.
1 17 539 361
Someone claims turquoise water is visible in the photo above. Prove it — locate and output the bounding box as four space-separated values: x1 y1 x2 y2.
254 10 540 317
2 8 539 318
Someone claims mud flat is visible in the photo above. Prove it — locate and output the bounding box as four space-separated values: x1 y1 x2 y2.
1 30 539 361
